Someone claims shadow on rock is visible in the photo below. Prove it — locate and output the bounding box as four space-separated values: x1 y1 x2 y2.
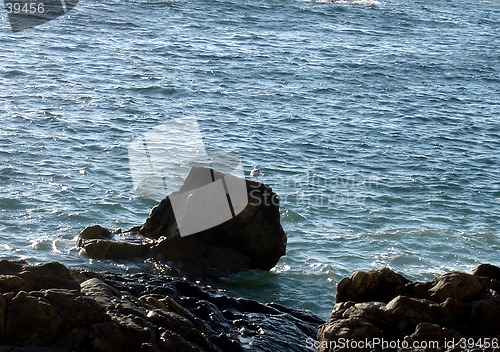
77 167 287 276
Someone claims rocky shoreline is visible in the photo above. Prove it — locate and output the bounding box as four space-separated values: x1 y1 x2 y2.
318 264 500 352
2 260 500 351
0 259 322 351
3 170 499 351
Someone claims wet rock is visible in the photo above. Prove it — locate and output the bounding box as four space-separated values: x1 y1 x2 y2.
78 224 113 241
141 167 287 274
77 167 287 275
80 239 150 260
318 264 500 351
336 267 410 303
77 224 150 260
428 272 483 303
0 260 321 351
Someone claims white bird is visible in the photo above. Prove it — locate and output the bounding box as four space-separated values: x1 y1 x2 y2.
250 165 261 178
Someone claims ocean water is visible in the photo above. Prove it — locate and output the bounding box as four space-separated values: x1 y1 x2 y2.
0 0 499 318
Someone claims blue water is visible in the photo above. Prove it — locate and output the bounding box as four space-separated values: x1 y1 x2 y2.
1 0 499 318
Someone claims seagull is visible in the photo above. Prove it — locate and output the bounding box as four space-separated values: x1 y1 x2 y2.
250 165 261 178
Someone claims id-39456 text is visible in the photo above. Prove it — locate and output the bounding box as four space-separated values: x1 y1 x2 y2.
5 1 45 14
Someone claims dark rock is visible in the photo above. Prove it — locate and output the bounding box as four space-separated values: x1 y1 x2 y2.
428 272 483 303
474 263 500 280
4 291 64 345
467 296 500 335
77 167 287 275
0 260 320 351
318 264 500 352
336 267 410 303
0 260 79 292
80 239 150 259
78 224 113 241
317 317 384 351
141 167 287 274
18 261 80 291
77 224 150 260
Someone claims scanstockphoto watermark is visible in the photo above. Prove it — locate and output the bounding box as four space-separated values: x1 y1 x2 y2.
249 171 379 208
128 117 248 238
305 337 442 350
306 337 500 350
3 0 79 32
128 117 379 236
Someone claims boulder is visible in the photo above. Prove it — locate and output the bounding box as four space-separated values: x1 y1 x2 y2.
77 167 287 275
77 224 113 242
474 263 500 280
0 260 79 293
4 291 64 345
142 167 287 273
318 264 500 351
80 239 150 260
336 267 410 303
77 225 149 260
0 260 322 351
428 272 483 303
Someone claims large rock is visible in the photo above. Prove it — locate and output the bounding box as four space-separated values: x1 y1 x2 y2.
318 265 500 351
0 260 322 351
77 167 287 275
142 166 287 273
336 267 410 303
0 260 80 293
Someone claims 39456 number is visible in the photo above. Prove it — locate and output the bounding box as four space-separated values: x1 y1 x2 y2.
5 2 45 14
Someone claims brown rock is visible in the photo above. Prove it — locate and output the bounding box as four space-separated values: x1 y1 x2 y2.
384 295 435 335
141 167 287 274
428 272 483 303
80 277 123 310
317 317 384 352
0 274 27 293
318 265 500 351
473 263 500 280
0 260 320 352
78 224 113 241
0 259 25 275
5 291 64 345
32 288 109 326
90 322 128 352
337 267 410 303
0 261 79 292
467 297 500 335
406 323 447 344
76 167 287 275
80 239 149 260
18 262 80 291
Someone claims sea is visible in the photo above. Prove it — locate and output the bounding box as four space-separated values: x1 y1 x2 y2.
0 0 498 319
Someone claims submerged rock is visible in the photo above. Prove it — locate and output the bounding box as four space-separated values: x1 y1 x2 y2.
0 260 322 351
318 264 500 351
77 167 287 275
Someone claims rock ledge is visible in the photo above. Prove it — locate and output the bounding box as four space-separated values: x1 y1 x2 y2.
0 260 321 351
318 264 500 351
